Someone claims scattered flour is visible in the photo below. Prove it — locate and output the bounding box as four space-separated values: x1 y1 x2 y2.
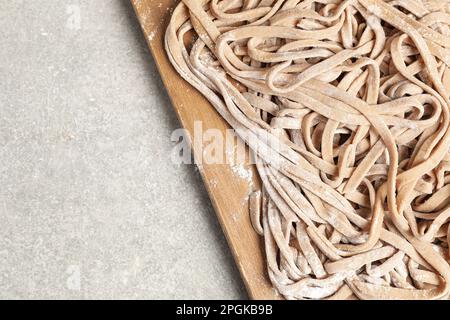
232 211 241 222
209 178 218 189
231 164 253 182
133 0 172 42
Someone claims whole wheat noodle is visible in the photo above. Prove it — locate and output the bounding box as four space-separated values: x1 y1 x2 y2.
165 0 450 299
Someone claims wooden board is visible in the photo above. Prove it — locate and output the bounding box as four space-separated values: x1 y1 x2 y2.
130 0 279 300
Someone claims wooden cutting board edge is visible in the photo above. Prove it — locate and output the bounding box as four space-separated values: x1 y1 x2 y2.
130 0 280 300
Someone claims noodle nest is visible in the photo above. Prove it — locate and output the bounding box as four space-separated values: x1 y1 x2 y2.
165 0 450 299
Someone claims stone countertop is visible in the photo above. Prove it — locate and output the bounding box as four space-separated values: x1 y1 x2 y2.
0 0 246 299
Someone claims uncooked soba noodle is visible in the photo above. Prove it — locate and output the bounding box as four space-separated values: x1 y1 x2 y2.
165 0 450 299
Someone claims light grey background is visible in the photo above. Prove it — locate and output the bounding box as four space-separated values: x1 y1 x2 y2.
0 0 246 299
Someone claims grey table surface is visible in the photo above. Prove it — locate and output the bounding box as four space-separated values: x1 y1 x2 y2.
0 0 246 299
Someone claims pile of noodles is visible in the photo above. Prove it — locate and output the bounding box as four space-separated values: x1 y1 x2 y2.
165 0 450 299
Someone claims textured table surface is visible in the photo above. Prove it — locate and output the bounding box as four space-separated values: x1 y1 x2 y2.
0 0 246 299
